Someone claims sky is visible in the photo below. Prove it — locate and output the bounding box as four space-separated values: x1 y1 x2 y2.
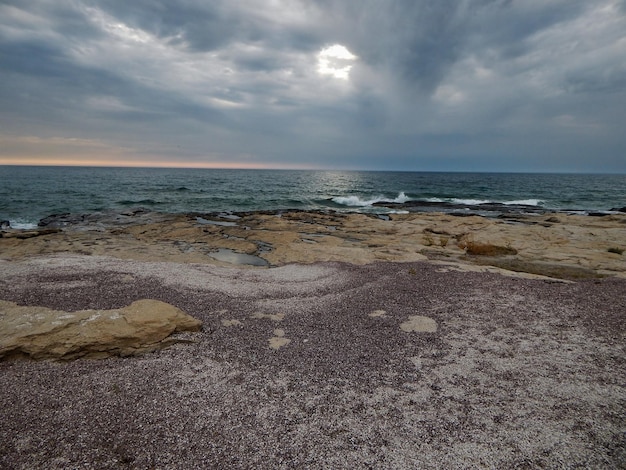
1 0 625 172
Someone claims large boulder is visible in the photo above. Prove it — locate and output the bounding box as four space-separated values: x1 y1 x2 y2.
0 299 202 360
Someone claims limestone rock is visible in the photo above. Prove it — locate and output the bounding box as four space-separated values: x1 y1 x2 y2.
2 210 625 278
0 299 202 360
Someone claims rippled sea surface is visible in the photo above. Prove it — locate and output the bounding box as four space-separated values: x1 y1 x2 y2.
1 166 624 228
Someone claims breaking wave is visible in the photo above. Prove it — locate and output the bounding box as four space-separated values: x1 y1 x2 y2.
427 197 544 207
331 192 411 207
502 199 544 206
8 221 38 230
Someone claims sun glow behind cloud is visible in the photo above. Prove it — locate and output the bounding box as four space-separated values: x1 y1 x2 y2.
317 44 357 80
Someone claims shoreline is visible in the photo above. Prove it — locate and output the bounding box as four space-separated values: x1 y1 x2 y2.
1 208 625 279
3 195 626 231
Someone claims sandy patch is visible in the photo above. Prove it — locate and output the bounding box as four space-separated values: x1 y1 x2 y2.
269 328 291 350
368 309 387 318
251 312 285 321
399 315 438 333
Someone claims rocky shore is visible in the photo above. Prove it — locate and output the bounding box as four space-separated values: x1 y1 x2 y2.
2 208 625 278
1 209 625 468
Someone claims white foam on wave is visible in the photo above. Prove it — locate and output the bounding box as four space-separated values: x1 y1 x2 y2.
450 198 492 205
434 197 544 207
332 195 378 207
8 221 38 230
332 192 411 207
504 199 543 206
331 193 544 209
394 192 411 203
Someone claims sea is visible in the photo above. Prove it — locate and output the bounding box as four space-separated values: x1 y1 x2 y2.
1 166 625 229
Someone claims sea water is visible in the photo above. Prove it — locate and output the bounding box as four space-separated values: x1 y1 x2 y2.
1 166 625 229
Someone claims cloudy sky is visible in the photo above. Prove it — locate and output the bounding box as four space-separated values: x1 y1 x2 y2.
1 0 625 172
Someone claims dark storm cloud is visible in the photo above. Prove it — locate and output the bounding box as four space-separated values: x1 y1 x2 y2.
329 1 471 91
0 1 232 130
97 0 242 51
0 0 625 170
97 0 325 56
322 0 590 92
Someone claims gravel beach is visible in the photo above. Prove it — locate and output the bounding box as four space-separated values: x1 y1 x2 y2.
1 253 625 468
1 211 625 468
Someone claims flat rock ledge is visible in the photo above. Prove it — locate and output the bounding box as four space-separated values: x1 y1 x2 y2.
0 299 202 361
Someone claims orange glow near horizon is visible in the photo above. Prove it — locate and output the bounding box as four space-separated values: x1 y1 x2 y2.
0 157 321 170
0 135 325 170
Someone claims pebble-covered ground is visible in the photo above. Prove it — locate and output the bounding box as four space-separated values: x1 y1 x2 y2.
1 255 624 468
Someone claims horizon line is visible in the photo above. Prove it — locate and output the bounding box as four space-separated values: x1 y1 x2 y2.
1 162 625 175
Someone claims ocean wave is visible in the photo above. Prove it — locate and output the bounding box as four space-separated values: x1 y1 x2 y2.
427 197 543 207
8 221 38 230
450 198 492 205
503 199 544 206
331 192 411 207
